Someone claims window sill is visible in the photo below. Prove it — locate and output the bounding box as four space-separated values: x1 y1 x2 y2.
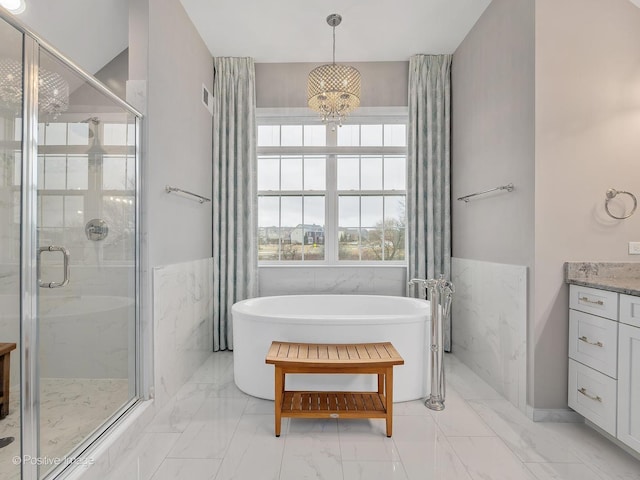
258 263 407 268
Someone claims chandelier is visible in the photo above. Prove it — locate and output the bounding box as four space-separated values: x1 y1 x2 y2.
307 14 361 125
0 58 69 117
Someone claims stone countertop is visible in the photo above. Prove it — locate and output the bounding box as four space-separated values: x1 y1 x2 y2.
565 262 640 296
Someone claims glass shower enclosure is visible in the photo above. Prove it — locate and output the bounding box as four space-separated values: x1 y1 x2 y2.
0 9 141 480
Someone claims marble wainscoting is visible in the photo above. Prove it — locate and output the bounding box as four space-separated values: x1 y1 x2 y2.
153 258 213 408
451 257 527 413
259 266 407 297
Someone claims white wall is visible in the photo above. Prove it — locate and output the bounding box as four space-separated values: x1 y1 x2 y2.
451 0 534 410
453 0 640 412
533 0 640 408
255 62 408 109
451 0 535 267
129 0 214 405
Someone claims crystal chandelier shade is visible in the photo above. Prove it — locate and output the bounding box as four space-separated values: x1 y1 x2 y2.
0 58 69 117
307 14 361 124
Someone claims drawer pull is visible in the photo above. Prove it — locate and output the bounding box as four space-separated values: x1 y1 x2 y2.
578 336 603 347
579 296 604 306
578 387 602 402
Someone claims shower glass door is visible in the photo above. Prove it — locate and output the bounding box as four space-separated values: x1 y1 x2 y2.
34 47 138 478
0 9 141 478
0 15 23 480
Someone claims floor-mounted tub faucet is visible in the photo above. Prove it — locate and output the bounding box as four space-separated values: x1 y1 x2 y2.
407 276 454 411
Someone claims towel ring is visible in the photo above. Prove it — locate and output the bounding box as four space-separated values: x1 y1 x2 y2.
605 188 637 220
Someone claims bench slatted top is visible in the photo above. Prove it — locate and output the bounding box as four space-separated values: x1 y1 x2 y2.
265 341 404 368
0 343 16 356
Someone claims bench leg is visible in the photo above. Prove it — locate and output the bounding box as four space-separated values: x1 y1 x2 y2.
274 366 284 437
385 367 393 437
0 354 9 419
377 373 384 395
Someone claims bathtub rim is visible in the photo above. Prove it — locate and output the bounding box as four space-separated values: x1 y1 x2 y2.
232 294 430 325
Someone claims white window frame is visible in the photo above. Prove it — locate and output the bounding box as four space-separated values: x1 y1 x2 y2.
257 107 408 266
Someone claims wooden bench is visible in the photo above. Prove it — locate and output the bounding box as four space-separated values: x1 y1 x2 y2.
265 341 404 437
0 343 17 419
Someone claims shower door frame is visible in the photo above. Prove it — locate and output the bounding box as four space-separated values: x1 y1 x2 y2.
0 8 144 480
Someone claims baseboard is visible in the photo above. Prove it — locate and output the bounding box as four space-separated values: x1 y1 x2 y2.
526 406 584 423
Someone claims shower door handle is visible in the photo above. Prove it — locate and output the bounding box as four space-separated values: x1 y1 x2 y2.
37 246 70 288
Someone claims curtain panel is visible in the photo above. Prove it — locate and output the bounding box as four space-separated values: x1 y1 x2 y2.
407 54 452 350
212 57 258 351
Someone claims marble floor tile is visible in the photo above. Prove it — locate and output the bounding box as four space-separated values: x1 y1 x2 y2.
186 352 234 385
64 352 640 480
444 354 504 401
393 399 433 416
189 396 248 425
468 398 582 463
393 416 472 480
242 396 275 415
342 461 408 480
150 458 221 480
449 436 538 480
214 415 286 480
542 423 640 479
429 389 495 437
278 418 343 479
338 419 401 462
167 414 242 460
145 386 208 433
109 432 181 480
280 434 343 480
524 462 605 480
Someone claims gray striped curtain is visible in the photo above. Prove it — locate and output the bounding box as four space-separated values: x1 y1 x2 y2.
407 54 452 350
212 57 258 351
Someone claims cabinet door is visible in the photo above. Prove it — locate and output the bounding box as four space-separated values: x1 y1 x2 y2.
620 294 640 328
569 310 618 378
617 323 640 453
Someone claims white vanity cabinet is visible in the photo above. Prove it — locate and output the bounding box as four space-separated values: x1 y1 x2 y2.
617 294 640 453
568 285 618 436
568 285 640 454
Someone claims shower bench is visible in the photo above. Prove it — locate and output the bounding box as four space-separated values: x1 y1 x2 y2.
0 342 16 419
265 341 404 437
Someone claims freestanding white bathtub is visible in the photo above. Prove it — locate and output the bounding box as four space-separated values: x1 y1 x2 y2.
232 295 431 402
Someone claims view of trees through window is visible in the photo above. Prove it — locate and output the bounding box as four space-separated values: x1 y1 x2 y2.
257 120 407 263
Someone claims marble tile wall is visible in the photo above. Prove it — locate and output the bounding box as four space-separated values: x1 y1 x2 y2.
153 257 213 408
259 266 407 297
451 257 527 413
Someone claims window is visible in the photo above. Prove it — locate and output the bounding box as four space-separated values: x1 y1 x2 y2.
257 115 407 264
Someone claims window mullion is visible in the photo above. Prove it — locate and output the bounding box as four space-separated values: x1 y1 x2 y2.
326 125 338 264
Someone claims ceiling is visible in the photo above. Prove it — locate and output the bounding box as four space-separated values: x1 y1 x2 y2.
6 0 494 73
179 0 492 63
9 0 128 75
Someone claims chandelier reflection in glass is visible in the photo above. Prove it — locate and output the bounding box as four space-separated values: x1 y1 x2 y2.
0 58 69 117
307 14 361 126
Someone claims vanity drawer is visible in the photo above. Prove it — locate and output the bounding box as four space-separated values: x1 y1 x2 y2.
569 285 618 320
568 359 617 436
569 310 618 378
619 294 640 328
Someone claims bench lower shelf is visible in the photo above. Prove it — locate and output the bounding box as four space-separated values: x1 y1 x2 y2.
281 391 388 419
